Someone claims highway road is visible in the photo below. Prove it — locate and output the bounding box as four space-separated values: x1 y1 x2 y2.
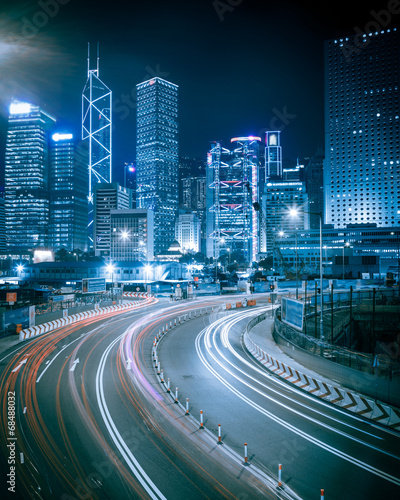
0 295 399 499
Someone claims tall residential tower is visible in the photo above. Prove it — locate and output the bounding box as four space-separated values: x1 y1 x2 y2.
136 77 179 256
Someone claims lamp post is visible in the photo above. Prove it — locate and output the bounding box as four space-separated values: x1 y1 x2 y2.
290 208 323 339
124 163 135 189
16 264 24 282
106 262 115 300
144 264 152 292
343 241 350 280
279 230 298 298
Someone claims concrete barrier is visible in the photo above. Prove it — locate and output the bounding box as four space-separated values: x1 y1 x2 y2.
19 299 147 341
243 325 400 431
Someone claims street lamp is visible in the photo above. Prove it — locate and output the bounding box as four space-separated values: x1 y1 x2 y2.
343 241 350 280
16 264 24 282
106 262 116 299
290 208 324 339
144 264 152 291
124 163 135 188
278 230 298 298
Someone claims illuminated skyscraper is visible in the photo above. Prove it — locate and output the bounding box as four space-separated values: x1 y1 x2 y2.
324 28 400 228
4 101 56 251
49 133 88 252
136 77 179 255
265 131 282 180
82 46 112 245
206 137 260 263
93 182 131 260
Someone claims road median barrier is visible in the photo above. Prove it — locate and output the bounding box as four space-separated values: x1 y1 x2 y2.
19 297 152 341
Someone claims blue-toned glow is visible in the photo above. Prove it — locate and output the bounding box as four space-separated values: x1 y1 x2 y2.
52 133 73 142
10 102 32 115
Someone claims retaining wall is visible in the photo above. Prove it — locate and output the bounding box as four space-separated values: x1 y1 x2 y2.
243 312 400 431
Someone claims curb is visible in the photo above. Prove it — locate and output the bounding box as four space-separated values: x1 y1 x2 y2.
243 318 400 431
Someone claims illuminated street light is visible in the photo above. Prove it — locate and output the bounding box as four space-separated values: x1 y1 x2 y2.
290 208 324 339
144 264 152 290
343 241 350 280
106 262 116 299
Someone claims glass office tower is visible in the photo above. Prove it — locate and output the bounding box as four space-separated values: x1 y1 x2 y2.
324 28 400 228
5 101 56 251
206 137 260 263
136 77 179 255
49 133 88 252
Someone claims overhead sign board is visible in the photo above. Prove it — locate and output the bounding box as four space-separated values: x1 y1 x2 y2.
281 297 304 331
82 278 106 294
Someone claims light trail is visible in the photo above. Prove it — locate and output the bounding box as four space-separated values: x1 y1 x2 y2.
195 309 400 486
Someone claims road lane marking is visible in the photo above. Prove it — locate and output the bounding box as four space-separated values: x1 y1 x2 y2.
11 358 28 373
195 318 400 486
69 358 79 372
96 333 167 500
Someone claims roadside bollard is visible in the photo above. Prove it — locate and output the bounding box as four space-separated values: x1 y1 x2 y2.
160 369 164 383
217 424 222 444
157 362 160 375
278 464 282 487
174 387 179 404
244 443 248 465
199 410 204 429
167 378 170 393
185 398 190 415
321 489 324 500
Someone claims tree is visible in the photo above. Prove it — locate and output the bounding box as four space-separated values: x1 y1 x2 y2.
55 248 70 262
258 257 273 270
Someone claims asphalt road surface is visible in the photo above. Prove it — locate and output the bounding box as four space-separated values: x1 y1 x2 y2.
0 295 399 499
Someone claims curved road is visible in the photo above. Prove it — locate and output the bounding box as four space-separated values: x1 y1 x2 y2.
157 303 400 499
0 296 399 499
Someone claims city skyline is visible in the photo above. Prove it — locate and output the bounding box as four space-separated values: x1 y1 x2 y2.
1 0 400 185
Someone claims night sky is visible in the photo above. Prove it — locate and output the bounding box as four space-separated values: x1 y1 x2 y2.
1 0 399 184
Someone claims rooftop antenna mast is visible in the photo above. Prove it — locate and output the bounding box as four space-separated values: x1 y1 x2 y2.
97 41 99 75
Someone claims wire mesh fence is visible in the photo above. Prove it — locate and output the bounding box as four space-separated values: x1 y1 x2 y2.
274 286 400 380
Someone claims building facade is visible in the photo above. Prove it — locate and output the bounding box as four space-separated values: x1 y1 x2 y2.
265 131 283 180
175 212 201 254
206 137 260 263
136 77 179 256
261 180 308 256
93 183 131 260
304 148 324 230
110 209 154 262
5 101 56 252
49 133 88 252
324 28 400 228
